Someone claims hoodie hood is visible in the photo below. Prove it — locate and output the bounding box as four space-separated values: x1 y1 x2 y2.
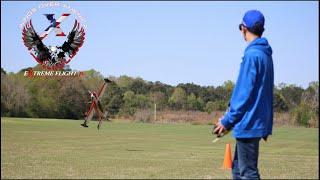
245 37 273 56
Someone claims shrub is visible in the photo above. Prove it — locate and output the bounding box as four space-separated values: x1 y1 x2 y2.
291 104 311 127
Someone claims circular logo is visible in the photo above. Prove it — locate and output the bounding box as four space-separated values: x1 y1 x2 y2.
20 2 87 70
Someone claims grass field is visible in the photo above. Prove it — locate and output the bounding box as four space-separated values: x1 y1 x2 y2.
1 117 319 179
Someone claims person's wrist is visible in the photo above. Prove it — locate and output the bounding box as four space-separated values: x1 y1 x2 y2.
221 116 232 130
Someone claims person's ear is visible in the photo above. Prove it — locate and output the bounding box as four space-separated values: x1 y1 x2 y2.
241 27 248 41
242 26 248 34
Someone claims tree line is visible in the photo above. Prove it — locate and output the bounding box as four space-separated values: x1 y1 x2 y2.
1 66 318 127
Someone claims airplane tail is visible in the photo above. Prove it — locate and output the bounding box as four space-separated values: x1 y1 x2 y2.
104 78 112 83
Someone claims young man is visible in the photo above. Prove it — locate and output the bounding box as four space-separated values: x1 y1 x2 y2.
214 10 274 179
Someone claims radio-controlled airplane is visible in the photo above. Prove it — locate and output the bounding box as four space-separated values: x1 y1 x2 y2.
81 78 112 130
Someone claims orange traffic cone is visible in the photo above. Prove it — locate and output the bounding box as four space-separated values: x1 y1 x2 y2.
222 143 232 169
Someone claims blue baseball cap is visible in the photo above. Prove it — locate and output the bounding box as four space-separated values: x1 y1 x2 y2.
242 10 265 29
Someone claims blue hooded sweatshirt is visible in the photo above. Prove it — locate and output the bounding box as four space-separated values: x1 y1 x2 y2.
221 37 274 138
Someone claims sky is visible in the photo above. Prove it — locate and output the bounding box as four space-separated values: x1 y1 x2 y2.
1 1 319 88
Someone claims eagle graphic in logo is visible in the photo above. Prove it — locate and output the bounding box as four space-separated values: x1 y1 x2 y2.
22 19 85 70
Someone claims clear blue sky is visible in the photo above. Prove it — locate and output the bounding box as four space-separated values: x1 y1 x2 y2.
1 1 318 88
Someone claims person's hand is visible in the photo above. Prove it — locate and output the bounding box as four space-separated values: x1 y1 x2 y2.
213 116 226 135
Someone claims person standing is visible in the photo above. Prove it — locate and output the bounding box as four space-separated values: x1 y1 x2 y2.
214 10 274 179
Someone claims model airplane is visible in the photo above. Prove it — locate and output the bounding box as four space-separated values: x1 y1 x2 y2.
81 78 112 130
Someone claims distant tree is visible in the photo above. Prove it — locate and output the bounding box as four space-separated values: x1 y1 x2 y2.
169 87 187 110
215 86 227 102
150 81 173 100
279 84 304 108
82 69 104 91
101 82 124 116
129 77 150 95
1 70 6 115
57 78 87 119
196 97 205 111
185 93 205 111
18 67 33 74
120 91 136 116
222 80 235 100
199 86 217 103
291 103 312 127
273 91 289 112
84 69 104 79
116 75 134 91
213 100 228 111
177 83 202 97
25 77 61 118
135 94 151 109
149 91 167 110
302 81 319 113
290 81 319 127
205 101 215 114
186 93 198 110
1 74 30 117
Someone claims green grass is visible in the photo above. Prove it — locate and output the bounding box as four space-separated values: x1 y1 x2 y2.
1 117 318 179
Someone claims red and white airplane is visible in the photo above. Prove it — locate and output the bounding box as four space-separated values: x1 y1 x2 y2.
81 78 112 130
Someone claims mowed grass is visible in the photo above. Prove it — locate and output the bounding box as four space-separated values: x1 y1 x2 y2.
1 117 318 179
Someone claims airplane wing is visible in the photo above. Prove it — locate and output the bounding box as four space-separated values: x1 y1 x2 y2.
85 102 96 122
97 78 112 99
